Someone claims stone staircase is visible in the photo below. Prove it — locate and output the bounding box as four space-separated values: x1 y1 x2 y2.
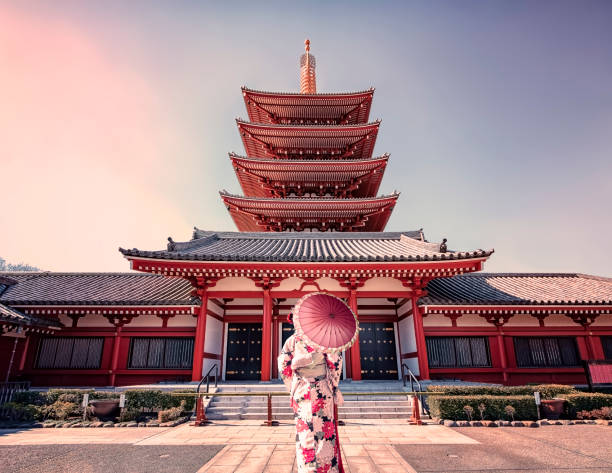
205 380 419 421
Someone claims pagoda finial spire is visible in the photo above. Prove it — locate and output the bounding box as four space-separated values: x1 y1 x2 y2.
300 38 316 94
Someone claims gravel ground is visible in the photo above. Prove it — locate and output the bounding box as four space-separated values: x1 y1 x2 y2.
0 444 223 473
395 425 612 472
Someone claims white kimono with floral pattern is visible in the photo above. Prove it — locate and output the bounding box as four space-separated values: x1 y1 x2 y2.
278 333 344 473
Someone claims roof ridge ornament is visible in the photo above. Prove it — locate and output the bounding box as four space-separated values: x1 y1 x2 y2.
300 39 316 94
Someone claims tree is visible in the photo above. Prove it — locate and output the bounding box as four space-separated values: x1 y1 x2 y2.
0 257 40 272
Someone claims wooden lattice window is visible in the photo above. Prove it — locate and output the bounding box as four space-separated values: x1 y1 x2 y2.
513 337 579 367
128 337 194 369
425 336 491 368
36 337 104 369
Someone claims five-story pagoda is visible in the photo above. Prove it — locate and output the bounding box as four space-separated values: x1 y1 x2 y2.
221 40 398 232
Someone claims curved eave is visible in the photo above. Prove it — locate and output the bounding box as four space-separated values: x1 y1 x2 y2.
242 87 374 125
420 303 612 313
236 120 380 160
219 192 399 208
236 119 381 132
120 249 493 264
241 86 375 98
230 154 389 198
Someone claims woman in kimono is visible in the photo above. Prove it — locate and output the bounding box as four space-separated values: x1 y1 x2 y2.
278 313 344 473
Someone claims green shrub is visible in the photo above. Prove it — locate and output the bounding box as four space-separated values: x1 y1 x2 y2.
561 393 612 418
426 384 577 398
428 395 538 421
42 401 81 420
157 401 186 423
118 408 141 423
576 407 612 420
124 390 195 412
46 389 94 405
11 391 46 406
0 402 44 422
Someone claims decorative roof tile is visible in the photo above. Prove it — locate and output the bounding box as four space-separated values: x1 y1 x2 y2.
420 273 612 306
120 230 493 263
0 272 197 306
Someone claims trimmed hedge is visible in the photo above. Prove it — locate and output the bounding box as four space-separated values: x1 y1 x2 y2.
427 384 577 398
124 390 195 412
561 393 612 418
428 395 538 421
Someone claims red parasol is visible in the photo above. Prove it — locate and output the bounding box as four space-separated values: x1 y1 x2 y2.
292 292 359 353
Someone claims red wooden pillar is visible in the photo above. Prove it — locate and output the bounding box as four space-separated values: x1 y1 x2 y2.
496 325 509 384
109 326 122 386
192 288 208 382
18 335 30 373
261 287 273 381
411 296 430 380
349 288 362 381
271 317 279 379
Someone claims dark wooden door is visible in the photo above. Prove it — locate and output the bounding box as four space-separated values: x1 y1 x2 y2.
225 323 262 380
359 322 398 379
281 322 294 348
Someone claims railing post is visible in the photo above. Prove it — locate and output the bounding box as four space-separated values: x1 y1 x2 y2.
193 395 209 426
262 393 278 426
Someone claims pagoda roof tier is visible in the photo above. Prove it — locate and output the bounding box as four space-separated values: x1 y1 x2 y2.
241 87 374 125
120 229 493 266
230 153 389 198
219 192 399 232
236 120 380 160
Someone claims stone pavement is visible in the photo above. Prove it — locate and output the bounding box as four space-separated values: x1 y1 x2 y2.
0 420 477 472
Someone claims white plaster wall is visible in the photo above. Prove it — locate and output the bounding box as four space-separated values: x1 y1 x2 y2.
456 314 488 327
204 317 224 355
591 314 612 327
311 277 343 292
213 277 257 291
166 314 197 327
543 314 574 326
361 277 406 292
422 313 453 327
397 300 417 355
276 277 306 291
201 357 220 380
77 314 113 327
503 314 541 327
58 314 72 327
405 357 419 376
128 314 163 328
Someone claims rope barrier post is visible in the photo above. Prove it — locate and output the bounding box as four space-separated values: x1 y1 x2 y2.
408 394 423 425
193 395 209 426
262 393 278 426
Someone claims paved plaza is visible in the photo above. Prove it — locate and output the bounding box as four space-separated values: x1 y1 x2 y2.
1 421 611 472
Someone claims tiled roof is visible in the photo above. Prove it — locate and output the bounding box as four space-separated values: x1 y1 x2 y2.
0 302 62 329
120 229 493 263
241 87 374 125
420 273 612 306
219 192 399 233
0 272 197 306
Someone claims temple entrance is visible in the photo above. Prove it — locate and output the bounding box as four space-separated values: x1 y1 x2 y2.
225 323 262 380
359 322 398 379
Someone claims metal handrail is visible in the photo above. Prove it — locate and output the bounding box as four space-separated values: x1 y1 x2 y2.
192 364 219 421
197 364 219 399
401 363 427 415
401 363 421 392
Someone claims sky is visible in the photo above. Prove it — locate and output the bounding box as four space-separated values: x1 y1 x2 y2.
1 0 611 276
